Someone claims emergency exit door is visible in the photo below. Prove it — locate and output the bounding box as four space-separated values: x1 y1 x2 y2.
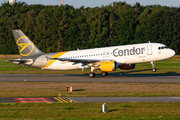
147 45 152 55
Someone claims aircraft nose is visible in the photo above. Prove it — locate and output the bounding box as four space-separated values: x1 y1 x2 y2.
169 49 176 57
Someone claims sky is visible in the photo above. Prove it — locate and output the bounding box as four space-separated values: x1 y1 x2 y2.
1 0 180 8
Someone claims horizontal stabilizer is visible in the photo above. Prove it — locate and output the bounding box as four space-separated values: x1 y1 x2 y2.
8 58 33 65
8 59 32 63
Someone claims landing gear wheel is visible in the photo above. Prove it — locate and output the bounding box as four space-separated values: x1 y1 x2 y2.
151 62 157 72
101 72 108 77
89 72 96 78
152 68 157 72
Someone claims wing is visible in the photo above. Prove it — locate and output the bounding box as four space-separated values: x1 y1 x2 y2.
46 57 113 64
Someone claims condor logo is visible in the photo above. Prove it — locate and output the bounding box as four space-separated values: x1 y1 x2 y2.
16 36 34 56
113 47 145 57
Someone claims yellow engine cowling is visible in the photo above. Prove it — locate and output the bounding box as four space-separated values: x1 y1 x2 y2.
119 64 136 70
100 61 117 72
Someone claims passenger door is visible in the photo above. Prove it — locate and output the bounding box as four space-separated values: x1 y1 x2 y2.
147 45 152 55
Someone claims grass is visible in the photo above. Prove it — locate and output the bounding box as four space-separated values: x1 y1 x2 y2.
0 102 180 119
1 82 180 97
0 57 180 75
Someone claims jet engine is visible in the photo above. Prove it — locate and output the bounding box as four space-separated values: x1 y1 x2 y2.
100 61 117 72
118 64 136 70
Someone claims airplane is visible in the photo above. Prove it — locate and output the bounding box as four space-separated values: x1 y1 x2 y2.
11 30 176 78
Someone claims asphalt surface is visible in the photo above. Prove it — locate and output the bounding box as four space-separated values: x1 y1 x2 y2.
0 74 180 83
0 97 73 103
0 74 180 103
1 97 180 103
70 97 180 102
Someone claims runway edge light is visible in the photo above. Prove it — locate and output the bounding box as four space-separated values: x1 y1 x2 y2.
102 103 107 113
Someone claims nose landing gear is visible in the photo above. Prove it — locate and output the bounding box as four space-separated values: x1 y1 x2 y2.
151 62 157 72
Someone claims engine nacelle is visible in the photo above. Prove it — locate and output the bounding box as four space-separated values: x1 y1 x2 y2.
100 61 117 72
119 64 136 70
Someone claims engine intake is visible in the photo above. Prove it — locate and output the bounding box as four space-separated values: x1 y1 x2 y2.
100 61 117 72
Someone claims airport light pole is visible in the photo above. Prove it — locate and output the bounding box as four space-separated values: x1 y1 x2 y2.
61 0 64 6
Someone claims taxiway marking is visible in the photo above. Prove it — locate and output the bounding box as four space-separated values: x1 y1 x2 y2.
53 97 75 103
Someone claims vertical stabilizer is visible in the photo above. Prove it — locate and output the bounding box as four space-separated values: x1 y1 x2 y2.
13 30 44 58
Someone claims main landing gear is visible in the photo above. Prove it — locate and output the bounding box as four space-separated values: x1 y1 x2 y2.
89 72 109 78
89 67 96 78
151 62 157 72
89 72 96 78
101 72 108 77
89 67 108 78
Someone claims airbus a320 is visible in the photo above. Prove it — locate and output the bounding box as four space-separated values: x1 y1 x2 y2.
11 30 175 78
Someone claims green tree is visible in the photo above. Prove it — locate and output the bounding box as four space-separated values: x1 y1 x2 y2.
114 2 137 45
86 7 109 48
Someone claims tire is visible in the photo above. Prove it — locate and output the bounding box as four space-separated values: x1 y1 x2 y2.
89 72 95 78
101 72 108 77
152 68 157 72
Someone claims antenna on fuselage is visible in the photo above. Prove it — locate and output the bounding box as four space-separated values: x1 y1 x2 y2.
148 41 151 43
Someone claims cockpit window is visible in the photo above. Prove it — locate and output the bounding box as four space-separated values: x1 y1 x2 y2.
158 46 168 50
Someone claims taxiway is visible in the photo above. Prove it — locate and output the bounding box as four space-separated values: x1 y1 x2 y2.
1 97 180 103
0 74 179 83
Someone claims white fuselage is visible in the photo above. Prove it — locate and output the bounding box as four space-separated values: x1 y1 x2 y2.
31 43 175 71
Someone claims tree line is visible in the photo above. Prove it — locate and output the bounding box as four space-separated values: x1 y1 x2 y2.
0 2 180 54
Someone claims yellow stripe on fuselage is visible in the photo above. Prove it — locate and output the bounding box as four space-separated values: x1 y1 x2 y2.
42 52 67 69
